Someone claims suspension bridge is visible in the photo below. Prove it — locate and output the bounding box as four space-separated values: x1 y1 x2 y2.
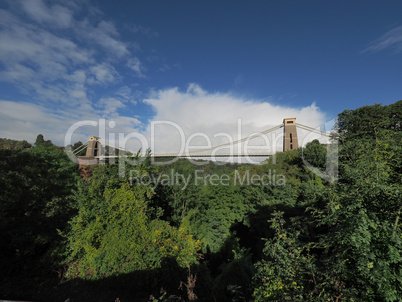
71 118 332 165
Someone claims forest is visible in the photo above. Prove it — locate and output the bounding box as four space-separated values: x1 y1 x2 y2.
0 101 401 301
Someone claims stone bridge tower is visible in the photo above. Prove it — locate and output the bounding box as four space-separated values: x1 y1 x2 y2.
77 136 101 166
86 136 101 157
283 118 298 151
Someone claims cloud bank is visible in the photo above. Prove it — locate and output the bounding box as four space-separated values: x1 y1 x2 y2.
137 84 328 158
0 0 143 144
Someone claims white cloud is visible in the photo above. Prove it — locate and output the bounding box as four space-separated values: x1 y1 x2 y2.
0 0 148 147
98 97 126 115
145 84 324 126
0 99 141 146
77 20 130 58
140 84 329 158
363 25 402 53
115 86 132 100
21 0 73 28
115 86 138 104
127 57 145 77
0 100 70 143
0 8 93 103
0 0 144 106
88 63 120 85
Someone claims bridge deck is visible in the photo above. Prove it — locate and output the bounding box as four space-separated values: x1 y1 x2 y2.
96 154 273 159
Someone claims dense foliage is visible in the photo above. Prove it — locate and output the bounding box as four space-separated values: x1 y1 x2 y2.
252 101 402 301
0 101 400 301
66 165 201 279
0 143 79 296
0 138 31 150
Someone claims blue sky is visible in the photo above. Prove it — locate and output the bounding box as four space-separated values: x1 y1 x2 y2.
0 0 401 150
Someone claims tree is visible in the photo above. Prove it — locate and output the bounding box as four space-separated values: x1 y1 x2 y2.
302 139 327 169
318 101 402 301
0 138 31 150
65 166 201 279
35 134 52 147
0 145 79 295
252 101 402 301
72 141 87 156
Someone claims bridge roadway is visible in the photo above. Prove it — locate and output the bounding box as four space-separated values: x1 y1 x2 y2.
96 153 273 159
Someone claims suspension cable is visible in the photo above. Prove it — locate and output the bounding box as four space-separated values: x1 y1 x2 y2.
151 123 283 157
98 139 133 153
184 123 283 155
296 123 332 137
72 141 89 154
297 126 331 137
97 124 283 157
296 123 329 134
93 122 332 158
